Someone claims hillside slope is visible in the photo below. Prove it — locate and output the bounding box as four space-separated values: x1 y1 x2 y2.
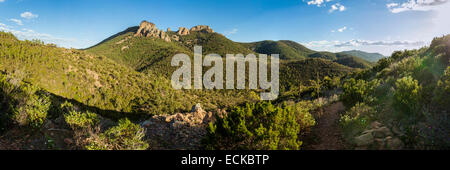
241 40 314 60
338 34 450 149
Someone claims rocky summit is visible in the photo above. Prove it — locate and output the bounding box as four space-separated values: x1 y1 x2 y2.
176 27 190 36
134 20 171 42
190 25 214 33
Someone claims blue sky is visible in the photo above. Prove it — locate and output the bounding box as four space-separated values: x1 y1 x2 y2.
0 0 449 55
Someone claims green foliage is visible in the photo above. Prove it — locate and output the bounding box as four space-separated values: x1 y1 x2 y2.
0 72 51 128
204 102 314 150
433 66 450 105
340 78 381 108
279 58 353 92
0 31 195 116
87 119 149 150
309 52 373 69
64 110 99 129
340 103 374 141
393 76 421 116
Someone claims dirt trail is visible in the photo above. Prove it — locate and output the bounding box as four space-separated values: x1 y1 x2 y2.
306 102 348 150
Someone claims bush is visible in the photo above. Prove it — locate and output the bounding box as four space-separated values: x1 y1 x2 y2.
340 103 375 141
433 66 450 106
64 110 99 129
12 93 51 128
340 78 380 108
0 73 51 128
86 119 149 150
393 76 421 116
204 102 310 150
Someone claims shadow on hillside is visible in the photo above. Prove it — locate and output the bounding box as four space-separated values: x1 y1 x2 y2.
48 93 149 122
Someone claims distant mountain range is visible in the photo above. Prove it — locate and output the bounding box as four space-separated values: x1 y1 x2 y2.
339 50 386 62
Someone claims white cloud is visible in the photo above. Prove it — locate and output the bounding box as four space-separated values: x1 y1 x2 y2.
21 12 39 19
224 28 238 35
331 26 347 33
386 3 399 8
301 39 427 56
329 3 346 13
306 0 332 7
9 19 23 26
387 0 448 13
0 0 5 3
338 26 347 32
0 23 75 45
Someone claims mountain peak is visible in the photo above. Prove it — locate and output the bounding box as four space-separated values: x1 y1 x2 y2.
190 25 214 33
134 20 171 42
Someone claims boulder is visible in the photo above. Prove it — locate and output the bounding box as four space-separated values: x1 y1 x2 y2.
191 103 203 113
373 127 393 138
171 35 180 41
386 137 404 150
355 133 374 146
177 27 190 35
64 138 73 145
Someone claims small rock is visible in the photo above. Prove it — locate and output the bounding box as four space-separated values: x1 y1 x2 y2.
141 120 153 127
191 103 203 113
386 137 404 150
370 121 382 129
373 127 392 138
64 138 73 145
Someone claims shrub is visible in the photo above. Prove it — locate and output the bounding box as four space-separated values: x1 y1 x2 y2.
340 78 380 108
64 110 99 129
433 66 450 106
0 73 51 128
86 119 148 150
204 102 308 150
340 103 375 141
393 76 421 116
12 93 51 128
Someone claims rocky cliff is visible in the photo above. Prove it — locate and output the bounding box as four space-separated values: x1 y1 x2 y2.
134 20 171 42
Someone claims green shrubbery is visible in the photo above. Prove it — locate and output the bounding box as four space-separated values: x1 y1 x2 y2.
86 119 148 150
0 72 51 128
204 102 315 150
340 78 381 108
340 103 374 141
61 101 148 150
393 76 422 116
64 110 99 129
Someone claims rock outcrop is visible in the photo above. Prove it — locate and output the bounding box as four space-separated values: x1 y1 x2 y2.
140 104 227 150
134 20 171 42
190 25 214 33
354 121 405 150
176 27 190 36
